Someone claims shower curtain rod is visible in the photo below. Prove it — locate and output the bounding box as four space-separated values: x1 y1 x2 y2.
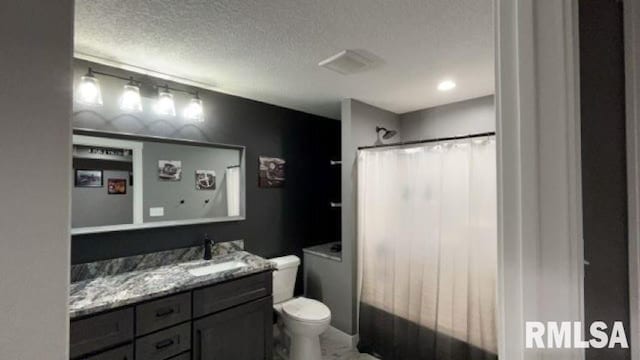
358 131 496 150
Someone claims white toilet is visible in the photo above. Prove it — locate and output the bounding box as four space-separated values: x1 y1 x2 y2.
271 255 331 360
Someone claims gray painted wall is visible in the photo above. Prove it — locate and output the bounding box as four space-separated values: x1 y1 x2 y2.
306 99 399 334
73 169 133 227
143 141 240 222
0 1 73 358
399 95 495 139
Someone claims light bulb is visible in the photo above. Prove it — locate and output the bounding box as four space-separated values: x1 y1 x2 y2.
155 88 176 116
437 80 456 91
76 74 103 106
119 83 142 112
183 95 204 122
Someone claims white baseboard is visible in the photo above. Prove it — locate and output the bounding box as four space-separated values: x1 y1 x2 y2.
327 326 359 349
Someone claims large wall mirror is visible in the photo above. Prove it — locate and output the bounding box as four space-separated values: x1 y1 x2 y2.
71 130 245 234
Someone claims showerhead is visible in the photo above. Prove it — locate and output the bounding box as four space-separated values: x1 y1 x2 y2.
376 126 398 140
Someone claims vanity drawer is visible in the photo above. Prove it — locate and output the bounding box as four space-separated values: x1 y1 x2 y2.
193 271 272 317
82 344 133 360
166 352 190 360
135 322 191 360
70 308 134 359
136 292 191 336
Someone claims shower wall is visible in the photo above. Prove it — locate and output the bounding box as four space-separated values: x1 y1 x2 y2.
339 99 400 334
399 95 495 140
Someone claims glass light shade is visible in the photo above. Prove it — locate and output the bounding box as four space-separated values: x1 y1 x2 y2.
183 97 204 122
437 80 456 91
119 84 143 112
155 90 176 116
76 75 103 106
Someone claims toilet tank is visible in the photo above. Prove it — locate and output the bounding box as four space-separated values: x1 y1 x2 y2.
270 255 301 304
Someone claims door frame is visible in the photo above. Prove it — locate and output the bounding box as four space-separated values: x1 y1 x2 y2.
626 0 640 358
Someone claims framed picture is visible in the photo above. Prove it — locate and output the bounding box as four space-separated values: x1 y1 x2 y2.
158 160 182 181
75 169 103 187
259 156 285 188
195 170 216 190
108 178 127 195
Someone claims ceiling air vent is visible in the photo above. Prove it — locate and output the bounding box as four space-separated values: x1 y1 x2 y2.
318 50 374 75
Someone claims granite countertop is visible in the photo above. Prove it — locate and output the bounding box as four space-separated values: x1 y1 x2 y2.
69 243 275 319
302 241 342 262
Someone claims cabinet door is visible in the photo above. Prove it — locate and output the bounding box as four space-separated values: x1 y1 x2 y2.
193 296 273 360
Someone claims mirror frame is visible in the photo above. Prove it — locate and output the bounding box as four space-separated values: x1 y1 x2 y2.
71 128 246 235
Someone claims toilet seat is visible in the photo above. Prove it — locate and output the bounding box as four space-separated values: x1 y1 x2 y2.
282 297 331 323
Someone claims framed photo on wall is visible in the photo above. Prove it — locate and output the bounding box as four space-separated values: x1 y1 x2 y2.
75 169 103 188
158 160 182 181
195 170 216 190
259 156 285 188
108 178 127 195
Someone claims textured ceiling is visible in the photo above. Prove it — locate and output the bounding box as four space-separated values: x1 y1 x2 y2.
75 0 494 120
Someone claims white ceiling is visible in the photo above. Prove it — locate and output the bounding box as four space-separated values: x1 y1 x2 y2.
74 0 494 120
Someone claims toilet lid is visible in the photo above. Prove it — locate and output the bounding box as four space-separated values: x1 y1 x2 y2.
282 297 331 322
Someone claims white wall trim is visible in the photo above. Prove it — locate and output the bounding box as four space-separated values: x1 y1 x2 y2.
625 0 640 358
495 0 584 359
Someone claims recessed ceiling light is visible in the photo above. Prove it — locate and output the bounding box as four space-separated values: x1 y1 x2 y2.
437 80 456 91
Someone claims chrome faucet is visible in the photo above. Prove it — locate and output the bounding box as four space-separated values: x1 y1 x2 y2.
203 234 214 260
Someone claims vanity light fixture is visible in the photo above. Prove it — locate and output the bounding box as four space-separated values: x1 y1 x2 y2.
437 80 456 91
155 85 176 117
76 66 207 122
183 92 204 122
76 68 103 106
119 78 143 113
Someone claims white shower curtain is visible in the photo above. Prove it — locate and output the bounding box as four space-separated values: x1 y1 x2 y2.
226 166 241 217
357 137 497 359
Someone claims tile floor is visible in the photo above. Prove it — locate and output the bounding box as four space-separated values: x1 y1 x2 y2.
274 326 378 360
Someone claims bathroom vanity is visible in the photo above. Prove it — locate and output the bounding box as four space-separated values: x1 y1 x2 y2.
69 244 274 360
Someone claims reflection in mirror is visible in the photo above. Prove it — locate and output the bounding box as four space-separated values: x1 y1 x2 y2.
73 145 134 228
71 131 245 234
72 135 143 229
142 141 242 223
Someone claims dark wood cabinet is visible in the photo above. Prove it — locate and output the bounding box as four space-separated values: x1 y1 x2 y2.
82 344 133 360
136 292 191 337
70 271 272 360
193 297 273 360
70 308 134 359
135 322 191 360
193 272 272 317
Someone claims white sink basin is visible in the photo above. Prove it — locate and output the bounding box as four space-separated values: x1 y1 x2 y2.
187 261 248 276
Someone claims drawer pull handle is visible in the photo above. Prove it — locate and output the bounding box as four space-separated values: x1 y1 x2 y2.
155 338 175 350
155 307 175 317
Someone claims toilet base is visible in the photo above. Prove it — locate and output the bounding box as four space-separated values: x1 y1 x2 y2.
289 333 322 360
